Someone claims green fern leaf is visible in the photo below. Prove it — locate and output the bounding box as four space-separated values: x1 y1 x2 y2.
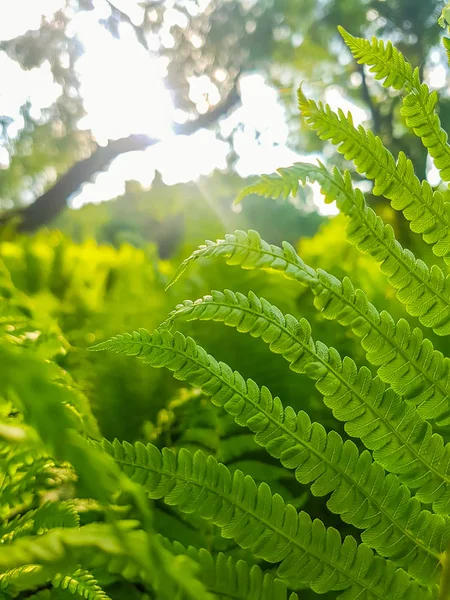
236 170 302 205
238 162 450 336
400 84 450 185
158 535 299 600
0 565 56 596
297 88 450 259
102 439 434 599
164 229 450 424
0 450 59 521
337 27 417 89
165 229 317 291
159 293 450 515
339 27 450 185
0 501 80 544
0 521 142 571
52 569 111 600
91 327 450 584
443 37 450 66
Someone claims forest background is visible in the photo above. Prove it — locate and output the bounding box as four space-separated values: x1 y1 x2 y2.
0 0 448 553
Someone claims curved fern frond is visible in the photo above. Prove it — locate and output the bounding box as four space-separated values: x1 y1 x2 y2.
91 331 450 572
52 569 111 600
240 162 450 336
337 26 417 90
339 27 450 185
0 450 59 520
0 521 212 600
0 521 142 572
443 38 450 67
400 84 450 185
102 439 434 599
165 230 450 424
159 536 299 600
159 293 450 516
166 229 317 291
0 501 80 544
297 88 450 259
0 565 55 597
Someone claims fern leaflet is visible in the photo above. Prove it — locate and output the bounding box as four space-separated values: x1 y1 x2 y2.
52 569 111 600
337 26 417 89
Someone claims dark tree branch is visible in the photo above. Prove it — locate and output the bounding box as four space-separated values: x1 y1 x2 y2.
0 84 241 232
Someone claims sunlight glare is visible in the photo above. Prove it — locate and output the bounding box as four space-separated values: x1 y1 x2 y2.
0 0 65 41
74 10 174 143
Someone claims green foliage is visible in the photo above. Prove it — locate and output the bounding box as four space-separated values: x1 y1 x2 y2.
91 22 450 600
6 16 450 600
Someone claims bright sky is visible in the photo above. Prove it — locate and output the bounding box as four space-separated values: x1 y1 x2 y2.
6 0 441 218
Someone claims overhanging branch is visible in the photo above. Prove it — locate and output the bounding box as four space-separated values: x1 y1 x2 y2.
0 83 241 232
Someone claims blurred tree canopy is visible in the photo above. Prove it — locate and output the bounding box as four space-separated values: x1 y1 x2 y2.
0 0 446 235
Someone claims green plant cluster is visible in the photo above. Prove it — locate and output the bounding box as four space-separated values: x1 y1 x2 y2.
3 19 450 600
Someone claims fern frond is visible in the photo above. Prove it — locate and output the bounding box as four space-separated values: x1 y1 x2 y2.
0 521 212 600
91 329 450 585
164 229 450 424
158 536 299 600
236 169 303 205
159 293 450 516
165 229 317 291
0 565 55 596
443 38 450 67
239 162 450 336
52 569 111 600
337 27 417 89
0 452 59 520
297 89 450 258
339 27 450 185
102 439 434 599
0 501 80 544
400 84 450 185
0 521 142 571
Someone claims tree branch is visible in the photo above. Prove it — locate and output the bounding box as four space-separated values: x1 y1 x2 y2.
0 84 241 232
